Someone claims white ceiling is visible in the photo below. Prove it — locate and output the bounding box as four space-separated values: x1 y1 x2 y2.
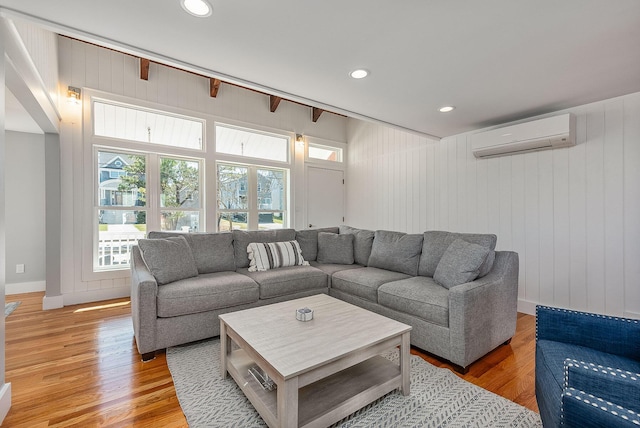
1 0 639 138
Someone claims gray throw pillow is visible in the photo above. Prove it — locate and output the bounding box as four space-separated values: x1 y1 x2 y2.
317 232 355 265
138 236 199 285
419 231 497 278
367 230 424 276
433 239 490 289
295 227 340 261
148 231 236 274
339 225 375 266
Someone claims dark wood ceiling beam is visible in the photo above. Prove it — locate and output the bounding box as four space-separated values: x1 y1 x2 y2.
312 107 324 123
270 95 282 112
210 78 222 98
140 58 150 80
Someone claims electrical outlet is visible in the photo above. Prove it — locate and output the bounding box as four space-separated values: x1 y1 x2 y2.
16 264 25 274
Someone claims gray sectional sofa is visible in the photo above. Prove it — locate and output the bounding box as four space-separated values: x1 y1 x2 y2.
130 225 519 372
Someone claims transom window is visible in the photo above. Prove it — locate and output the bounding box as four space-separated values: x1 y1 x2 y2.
308 142 343 162
93 100 204 150
216 123 289 163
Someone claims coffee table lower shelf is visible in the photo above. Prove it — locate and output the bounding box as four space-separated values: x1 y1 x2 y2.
226 348 402 428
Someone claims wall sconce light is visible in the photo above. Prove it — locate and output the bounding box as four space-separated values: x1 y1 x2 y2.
295 134 305 148
67 86 81 104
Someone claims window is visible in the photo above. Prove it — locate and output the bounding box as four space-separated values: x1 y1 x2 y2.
93 100 204 150
308 142 343 162
160 157 201 232
96 150 147 270
216 123 289 162
90 98 205 273
217 163 287 231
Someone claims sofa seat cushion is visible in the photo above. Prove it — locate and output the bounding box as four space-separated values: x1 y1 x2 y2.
378 277 450 327
331 267 410 303
238 265 327 299
156 271 259 318
310 261 364 287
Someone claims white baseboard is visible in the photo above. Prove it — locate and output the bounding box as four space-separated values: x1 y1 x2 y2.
62 287 130 306
0 383 11 424
517 299 538 316
5 280 46 295
42 294 64 310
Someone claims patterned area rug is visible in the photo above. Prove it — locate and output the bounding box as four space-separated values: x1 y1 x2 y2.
5 301 21 317
167 339 542 428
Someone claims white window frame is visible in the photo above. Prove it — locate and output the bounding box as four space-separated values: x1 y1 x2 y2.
216 161 290 231
82 90 207 281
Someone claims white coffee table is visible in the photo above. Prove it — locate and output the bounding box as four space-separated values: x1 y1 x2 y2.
219 294 411 428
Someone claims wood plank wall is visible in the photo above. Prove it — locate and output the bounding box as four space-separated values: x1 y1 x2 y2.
57 37 347 304
346 92 640 318
13 19 58 106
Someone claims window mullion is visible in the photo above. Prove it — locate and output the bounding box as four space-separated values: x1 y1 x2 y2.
248 167 258 230
147 153 160 233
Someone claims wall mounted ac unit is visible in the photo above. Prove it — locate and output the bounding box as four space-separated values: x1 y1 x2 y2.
471 113 576 158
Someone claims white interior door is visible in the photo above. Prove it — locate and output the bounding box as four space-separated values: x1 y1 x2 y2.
306 167 344 228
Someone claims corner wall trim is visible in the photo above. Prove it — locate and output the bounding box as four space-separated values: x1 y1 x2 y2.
42 294 64 310
0 383 12 424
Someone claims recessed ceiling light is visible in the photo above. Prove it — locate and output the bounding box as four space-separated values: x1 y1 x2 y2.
438 106 455 113
181 0 212 17
350 69 369 79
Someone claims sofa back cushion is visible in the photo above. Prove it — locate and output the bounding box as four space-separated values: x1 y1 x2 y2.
137 236 199 285
418 231 497 278
232 229 296 268
295 227 340 261
339 225 375 266
317 232 354 265
367 230 424 276
147 231 236 274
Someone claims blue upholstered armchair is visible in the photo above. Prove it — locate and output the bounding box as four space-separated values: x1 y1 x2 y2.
535 305 640 427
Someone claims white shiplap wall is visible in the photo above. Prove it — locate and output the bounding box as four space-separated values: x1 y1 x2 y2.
346 92 640 318
58 36 347 304
12 19 58 108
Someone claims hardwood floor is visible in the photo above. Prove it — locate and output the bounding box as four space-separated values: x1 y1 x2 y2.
3 292 538 427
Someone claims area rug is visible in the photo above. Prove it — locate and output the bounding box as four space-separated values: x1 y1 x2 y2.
4 301 21 317
167 339 542 428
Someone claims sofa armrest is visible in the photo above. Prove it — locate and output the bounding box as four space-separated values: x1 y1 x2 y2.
563 359 640 415
448 250 519 368
130 245 159 355
536 305 640 360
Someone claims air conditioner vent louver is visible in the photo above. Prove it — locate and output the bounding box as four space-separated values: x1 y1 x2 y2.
471 114 575 158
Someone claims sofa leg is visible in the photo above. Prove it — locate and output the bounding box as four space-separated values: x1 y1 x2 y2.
503 338 512 346
141 351 155 362
452 364 469 374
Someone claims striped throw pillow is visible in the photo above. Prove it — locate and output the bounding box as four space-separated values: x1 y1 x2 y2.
247 240 309 272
